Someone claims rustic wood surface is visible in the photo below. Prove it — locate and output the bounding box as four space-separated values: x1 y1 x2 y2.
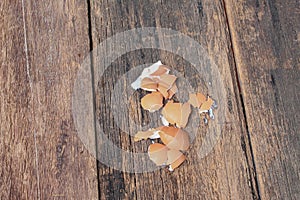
0 0 98 199
224 0 300 199
0 1 39 199
0 0 299 200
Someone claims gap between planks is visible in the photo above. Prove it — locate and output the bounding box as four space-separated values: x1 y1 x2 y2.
86 0 102 199
221 0 261 199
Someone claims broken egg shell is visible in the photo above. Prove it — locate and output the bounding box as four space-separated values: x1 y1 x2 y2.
180 102 191 128
140 77 158 91
188 94 199 107
188 93 207 108
150 65 170 76
169 155 186 171
199 97 214 113
158 127 190 151
167 84 178 99
141 92 164 112
131 61 163 90
166 149 186 171
134 128 161 142
148 143 169 166
157 84 169 99
166 149 185 164
158 74 177 90
161 101 191 128
161 101 182 125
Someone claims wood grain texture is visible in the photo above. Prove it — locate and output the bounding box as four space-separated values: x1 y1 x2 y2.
1 0 99 199
90 0 258 199
2 0 298 199
0 1 38 199
224 0 300 199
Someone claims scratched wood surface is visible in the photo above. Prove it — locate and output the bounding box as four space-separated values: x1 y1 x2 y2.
0 1 39 199
0 0 299 200
0 0 98 199
224 0 300 199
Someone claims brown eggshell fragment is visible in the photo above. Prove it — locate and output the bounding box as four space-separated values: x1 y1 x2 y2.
158 127 190 151
157 85 169 99
148 143 169 166
188 93 197 107
188 93 207 108
166 149 186 171
141 92 164 112
150 65 170 76
199 97 214 113
161 101 191 128
141 77 158 91
134 128 160 142
167 84 178 99
180 102 191 128
161 101 182 125
158 74 177 90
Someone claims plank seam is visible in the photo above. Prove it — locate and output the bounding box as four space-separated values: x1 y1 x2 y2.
86 0 101 199
21 0 41 199
220 0 262 199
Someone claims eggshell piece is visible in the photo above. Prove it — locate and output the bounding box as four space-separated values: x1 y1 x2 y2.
131 61 163 90
166 149 184 164
161 101 182 125
141 92 164 112
158 127 179 144
161 101 191 128
180 102 191 128
141 77 158 91
158 127 190 151
166 149 186 171
148 143 169 166
150 65 170 76
188 93 207 107
188 94 199 107
158 74 177 90
134 128 160 142
199 97 214 113
157 85 169 99
167 84 178 99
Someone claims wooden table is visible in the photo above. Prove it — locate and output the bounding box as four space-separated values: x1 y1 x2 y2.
1 0 299 199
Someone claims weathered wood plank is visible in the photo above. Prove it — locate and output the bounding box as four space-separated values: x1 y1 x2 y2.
224 0 300 199
0 1 38 199
0 0 99 199
90 0 258 199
